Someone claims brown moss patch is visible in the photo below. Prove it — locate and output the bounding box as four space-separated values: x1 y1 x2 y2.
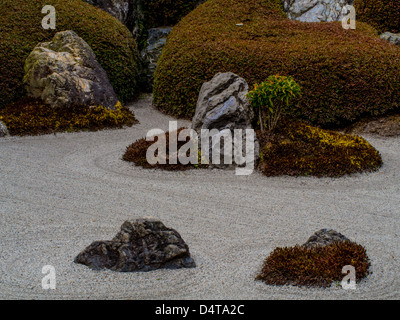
0 98 137 136
123 128 208 171
258 120 383 177
256 241 371 288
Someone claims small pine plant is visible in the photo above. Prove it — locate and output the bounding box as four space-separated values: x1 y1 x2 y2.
247 75 301 133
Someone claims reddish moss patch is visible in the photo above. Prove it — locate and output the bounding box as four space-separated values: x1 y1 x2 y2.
0 98 137 136
256 241 371 288
123 128 208 171
258 120 383 177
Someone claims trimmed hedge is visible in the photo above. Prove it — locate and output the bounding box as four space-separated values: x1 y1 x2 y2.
354 0 400 34
153 0 400 127
0 0 141 109
258 120 382 177
256 241 371 288
0 98 137 136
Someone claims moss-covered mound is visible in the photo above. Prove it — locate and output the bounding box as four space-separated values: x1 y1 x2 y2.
354 0 400 34
0 98 137 136
123 128 207 170
258 120 382 177
153 0 400 127
256 241 371 288
0 0 141 109
123 120 382 177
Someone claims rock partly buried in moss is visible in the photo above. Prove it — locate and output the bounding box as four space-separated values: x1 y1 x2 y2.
302 229 350 249
256 230 371 288
258 120 383 177
0 121 9 137
74 218 196 272
24 31 118 110
0 0 140 109
153 0 400 127
380 32 400 46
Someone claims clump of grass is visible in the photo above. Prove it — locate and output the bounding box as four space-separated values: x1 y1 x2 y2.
258 120 383 177
256 241 371 288
0 98 137 136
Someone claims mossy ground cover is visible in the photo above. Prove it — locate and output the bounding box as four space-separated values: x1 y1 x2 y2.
256 241 371 288
123 120 382 177
354 0 400 34
0 0 141 109
0 98 137 136
153 0 400 128
258 120 383 177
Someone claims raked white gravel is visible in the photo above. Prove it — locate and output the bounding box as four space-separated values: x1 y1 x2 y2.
0 95 399 299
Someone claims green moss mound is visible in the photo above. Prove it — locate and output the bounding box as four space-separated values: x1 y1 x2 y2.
258 120 382 177
0 98 137 136
154 0 400 127
0 0 141 109
256 241 371 288
354 0 400 34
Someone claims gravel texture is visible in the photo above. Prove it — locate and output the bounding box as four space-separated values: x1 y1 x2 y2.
0 94 399 299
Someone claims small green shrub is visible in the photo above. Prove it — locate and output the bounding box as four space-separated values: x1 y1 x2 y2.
0 98 137 136
247 75 301 133
354 0 400 34
0 0 141 109
256 241 371 288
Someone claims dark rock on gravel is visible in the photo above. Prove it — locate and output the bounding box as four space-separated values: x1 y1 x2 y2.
74 218 196 272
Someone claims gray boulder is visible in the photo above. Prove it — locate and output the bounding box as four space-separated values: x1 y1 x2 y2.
141 27 173 90
84 0 130 24
380 32 400 46
23 31 118 110
302 229 350 248
191 72 259 168
74 218 196 272
282 0 352 22
0 121 9 137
